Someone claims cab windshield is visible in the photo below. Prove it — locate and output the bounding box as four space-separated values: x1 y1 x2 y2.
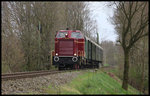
56 32 68 38
71 32 83 39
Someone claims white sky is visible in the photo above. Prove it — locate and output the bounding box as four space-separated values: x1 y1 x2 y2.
89 2 117 43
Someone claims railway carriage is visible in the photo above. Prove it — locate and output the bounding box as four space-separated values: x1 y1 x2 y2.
52 29 103 70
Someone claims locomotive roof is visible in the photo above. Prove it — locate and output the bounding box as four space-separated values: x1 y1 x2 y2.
84 36 103 50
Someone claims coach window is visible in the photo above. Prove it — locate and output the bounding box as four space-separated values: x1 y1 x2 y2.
56 32 68 38
71 32 83 39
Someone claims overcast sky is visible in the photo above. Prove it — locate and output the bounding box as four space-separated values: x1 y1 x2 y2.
89 2 117 43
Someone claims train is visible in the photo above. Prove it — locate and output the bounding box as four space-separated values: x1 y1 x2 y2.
52 29 103 70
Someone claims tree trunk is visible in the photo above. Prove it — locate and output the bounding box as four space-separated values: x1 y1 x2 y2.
140 54 145 93
122 50 129 90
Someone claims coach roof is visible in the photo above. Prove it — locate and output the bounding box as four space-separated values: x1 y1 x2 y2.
84 36 103 50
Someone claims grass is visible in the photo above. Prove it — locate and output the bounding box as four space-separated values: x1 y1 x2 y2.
103 63 109 67
46 69 140 95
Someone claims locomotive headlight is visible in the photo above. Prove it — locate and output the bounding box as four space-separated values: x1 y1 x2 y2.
65 34 68 38
56 53 58 56
74 53 77 56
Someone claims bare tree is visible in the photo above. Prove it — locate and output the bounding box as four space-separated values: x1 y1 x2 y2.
2 2 25 73
112 2 148 90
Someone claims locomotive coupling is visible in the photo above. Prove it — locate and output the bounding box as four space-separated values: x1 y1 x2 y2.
54 56 59 62
72 57 78 62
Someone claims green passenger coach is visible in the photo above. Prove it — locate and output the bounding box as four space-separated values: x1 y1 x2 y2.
84 36 103 68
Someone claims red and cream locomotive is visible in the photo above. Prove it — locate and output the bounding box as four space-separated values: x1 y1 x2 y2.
52 29 103 70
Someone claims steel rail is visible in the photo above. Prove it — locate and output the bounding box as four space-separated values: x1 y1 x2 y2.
2 70 56 76
2 70 62 80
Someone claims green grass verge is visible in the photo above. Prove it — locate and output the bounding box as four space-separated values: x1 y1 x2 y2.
46 70 140 95
103 63 109 67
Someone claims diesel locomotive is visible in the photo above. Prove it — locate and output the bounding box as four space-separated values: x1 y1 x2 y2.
52 29 103 70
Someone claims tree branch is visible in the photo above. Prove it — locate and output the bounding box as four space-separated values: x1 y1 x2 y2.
121 2 129 20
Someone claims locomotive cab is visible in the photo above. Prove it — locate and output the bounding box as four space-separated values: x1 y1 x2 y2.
53 30 85 70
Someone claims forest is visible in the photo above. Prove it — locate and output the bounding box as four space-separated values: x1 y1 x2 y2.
2 2 98 72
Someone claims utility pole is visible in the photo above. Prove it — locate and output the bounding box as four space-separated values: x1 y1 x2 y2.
96 32 99 45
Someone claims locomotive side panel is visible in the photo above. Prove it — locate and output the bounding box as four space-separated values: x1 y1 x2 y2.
77 39 84 57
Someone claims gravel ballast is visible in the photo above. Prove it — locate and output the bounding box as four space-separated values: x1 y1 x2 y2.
2 70 84 94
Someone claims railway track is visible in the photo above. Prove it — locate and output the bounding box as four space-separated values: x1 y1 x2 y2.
2 70 63 81
2 66 113 81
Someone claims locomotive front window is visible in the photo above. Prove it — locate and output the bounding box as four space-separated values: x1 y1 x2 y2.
71 32 83 39
56 32 68 38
